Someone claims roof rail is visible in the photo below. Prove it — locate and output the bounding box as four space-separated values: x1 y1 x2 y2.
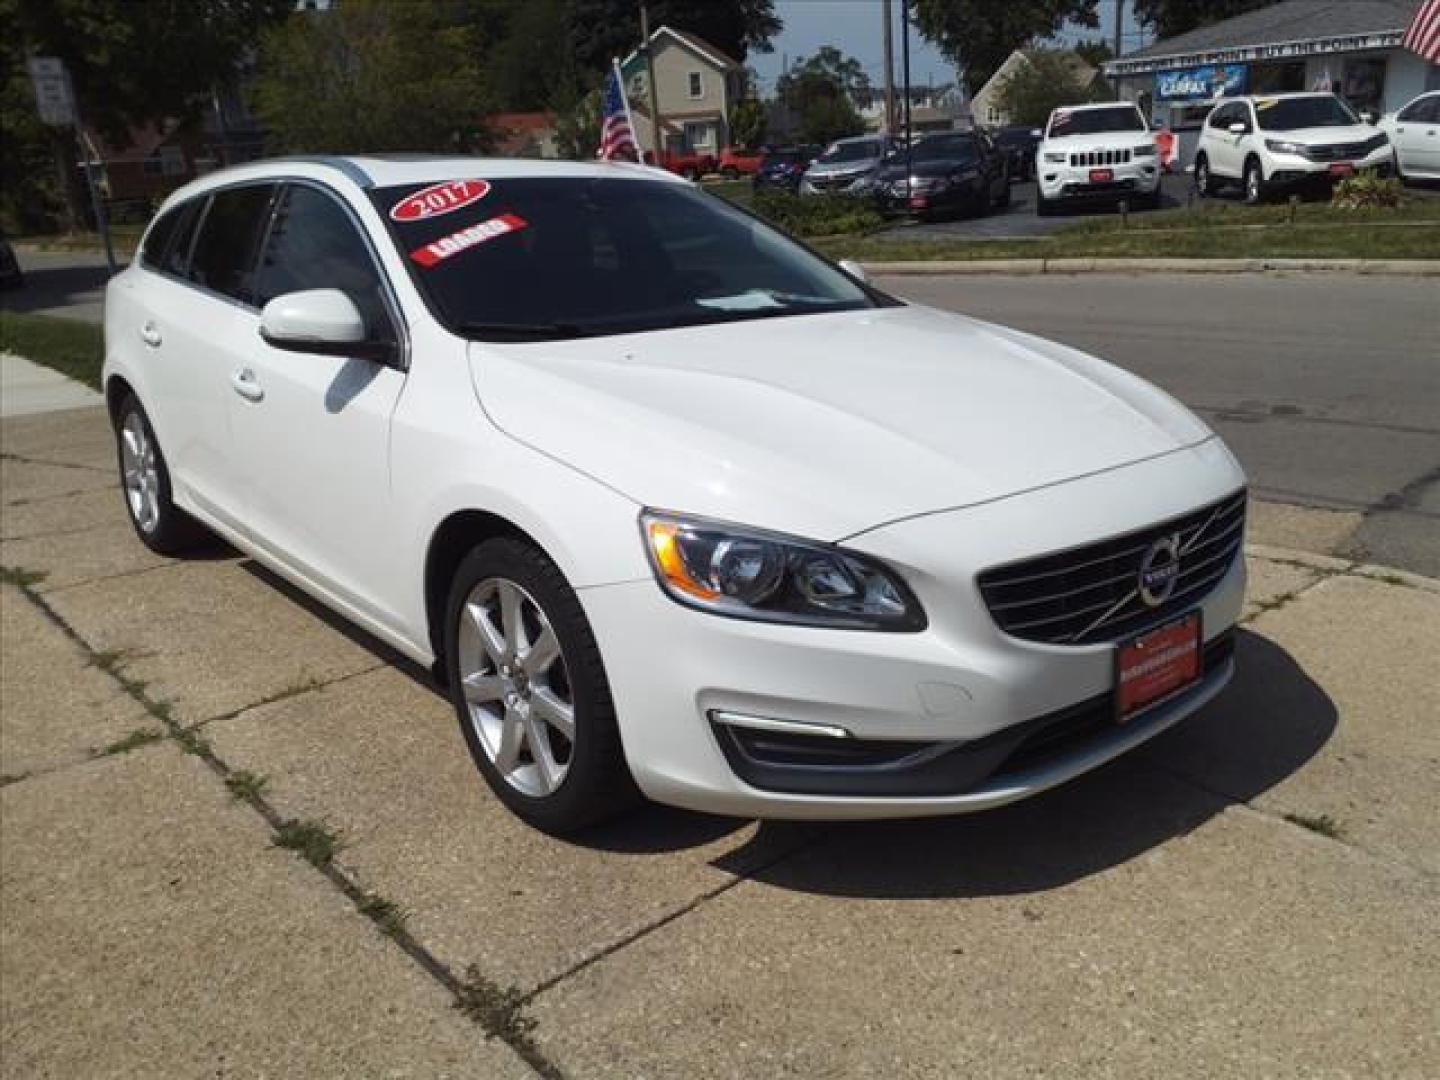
263 155 374 188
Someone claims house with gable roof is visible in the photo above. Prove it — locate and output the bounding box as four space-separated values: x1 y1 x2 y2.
619 25 747 157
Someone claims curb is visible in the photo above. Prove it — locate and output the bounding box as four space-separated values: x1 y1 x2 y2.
1244 543 1440 593
863 258 1440 277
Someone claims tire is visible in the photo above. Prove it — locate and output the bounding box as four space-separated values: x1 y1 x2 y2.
1194 154 1216 198
1036 190 1054 217
1243 157 1266 205
995 179 1011 210
113 393 209 555
682 166 698 181
1138 188 1162 210
721 166 738 180
444 537 638 834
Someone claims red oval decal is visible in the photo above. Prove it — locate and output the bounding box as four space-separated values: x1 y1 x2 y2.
389 179 491 222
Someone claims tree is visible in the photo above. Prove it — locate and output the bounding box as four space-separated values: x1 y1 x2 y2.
728 96 767 149
566 0 781 80
776 48 866 146
252 0 491 154
1132 0 1278 40
996 50 1107 128
908 0 1099 96
1 0 290 231
1073 38 1113 69
482 0 573 112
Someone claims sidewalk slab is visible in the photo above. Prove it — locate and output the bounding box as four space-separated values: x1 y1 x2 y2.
1242 553 1323 620
1245 500 1362 560
0 405 114 471
1 485 128 542
1149 573 1440 874
204 665 816 996
0 583 150 779
0 743 534 1078
0 354 102 418
0 519 176 593
0 457 114 506
43 560 383 725
528 779 1438 1078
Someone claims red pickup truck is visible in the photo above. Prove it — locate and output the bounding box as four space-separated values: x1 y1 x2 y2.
717 147 764 178
644 149 717 179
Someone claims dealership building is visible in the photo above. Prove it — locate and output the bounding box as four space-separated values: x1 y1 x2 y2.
1105 0 1439 158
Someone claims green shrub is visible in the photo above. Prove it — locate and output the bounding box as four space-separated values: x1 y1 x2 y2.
1330 172 1404 210
750 191 883 237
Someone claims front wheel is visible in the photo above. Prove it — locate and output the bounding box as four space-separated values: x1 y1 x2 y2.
1194 154 1216 198
1036 190 1054 217
1243 159 1266 204
444 537 638 833
113 393 209 555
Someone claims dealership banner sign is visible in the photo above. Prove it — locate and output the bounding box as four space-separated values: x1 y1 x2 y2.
1106 30 1407 76
1156 63 1248 101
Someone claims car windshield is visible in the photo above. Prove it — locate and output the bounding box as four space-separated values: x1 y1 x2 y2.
994 129 1034 146
816 140 880 164
373 176 886 341
1048 107 1145 137
762 149 807 166
887 136 979 163
1254 95 1358 131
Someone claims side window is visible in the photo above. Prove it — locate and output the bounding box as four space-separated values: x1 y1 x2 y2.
1400 96 1438 123
139 202 189 271
161 200 204 278
1207 104 1230 130
253 184 394 341
187 184 276 304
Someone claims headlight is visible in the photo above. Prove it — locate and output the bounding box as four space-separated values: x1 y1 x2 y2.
641 512 926 631
1265 139 1307 156
1133 143 1157 157
1364 132 1390 152
1043 151 1066 164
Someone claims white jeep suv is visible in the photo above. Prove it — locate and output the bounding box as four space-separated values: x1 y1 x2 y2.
1036 102 1161 215
1194 93 1392 204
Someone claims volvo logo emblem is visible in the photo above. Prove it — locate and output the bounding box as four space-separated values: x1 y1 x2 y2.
1138 535 1182 607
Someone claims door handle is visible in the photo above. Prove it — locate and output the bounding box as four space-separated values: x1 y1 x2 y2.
139 322 162 347
230 367 264 402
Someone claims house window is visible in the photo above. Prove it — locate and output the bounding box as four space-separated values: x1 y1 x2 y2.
143 146 187 176
683 121 712 149
687 71 703 98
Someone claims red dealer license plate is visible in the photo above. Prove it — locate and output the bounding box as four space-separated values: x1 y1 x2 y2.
1329 163 1356 176
1089 168 1114 182
1115 612 1202 722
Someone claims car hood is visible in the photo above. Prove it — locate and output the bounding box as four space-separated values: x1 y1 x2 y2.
468 305 1213 542
1260 123 1374 145
806 160 878 178
1044 131 1151 150
875 160 976 181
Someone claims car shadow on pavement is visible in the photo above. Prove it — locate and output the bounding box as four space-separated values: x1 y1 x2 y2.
713 629 1336 898
0 263 114 315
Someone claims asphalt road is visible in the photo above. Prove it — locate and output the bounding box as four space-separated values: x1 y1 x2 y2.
6 249 1436 575
878 272 1440 576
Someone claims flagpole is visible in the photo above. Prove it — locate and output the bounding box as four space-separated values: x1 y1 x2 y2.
639 4 663 163
612 57 639 162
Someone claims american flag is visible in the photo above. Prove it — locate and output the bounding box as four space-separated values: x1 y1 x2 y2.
598 60 639 161
1402 0 1440 62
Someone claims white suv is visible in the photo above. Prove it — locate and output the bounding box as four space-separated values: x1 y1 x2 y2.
104 155 1246 832
1035 102 1161 215
1194 93 1393 204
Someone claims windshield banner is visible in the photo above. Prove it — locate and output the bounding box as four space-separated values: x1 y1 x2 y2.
1156 64 1247 102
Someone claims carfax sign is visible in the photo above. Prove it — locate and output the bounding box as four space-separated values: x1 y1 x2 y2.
1155 63 1249 101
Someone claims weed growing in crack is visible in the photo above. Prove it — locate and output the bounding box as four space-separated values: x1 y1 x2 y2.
0 565 48 589
100 729 164 756
172 727 211 757
455 966 538 1049
357 892 410 938
224 769 269 800
274 819 341 868
1285 812 1344 839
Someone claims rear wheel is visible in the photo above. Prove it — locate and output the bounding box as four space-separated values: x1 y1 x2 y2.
444 538 637 833
1194 154 1216 198
113 393 209 555
1036 190 1054 216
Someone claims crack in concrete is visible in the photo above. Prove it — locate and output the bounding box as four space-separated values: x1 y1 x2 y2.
4 578 563 1080
0 451 112 474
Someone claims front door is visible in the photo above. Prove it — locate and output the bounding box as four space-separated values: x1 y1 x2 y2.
227 181 409 629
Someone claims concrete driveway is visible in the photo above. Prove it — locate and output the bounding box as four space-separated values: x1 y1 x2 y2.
2 402 1436 1077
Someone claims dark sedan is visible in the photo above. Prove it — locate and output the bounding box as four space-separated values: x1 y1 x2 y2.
751 145 820 193
873 131 1010 219
992 125 1042 182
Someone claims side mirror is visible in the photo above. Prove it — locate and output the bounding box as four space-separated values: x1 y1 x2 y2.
838 258 868 284
1360 111 1377 125
1030 129 1042 138
1151 119 1164 130
259 289 394 363
1228 122 1248 135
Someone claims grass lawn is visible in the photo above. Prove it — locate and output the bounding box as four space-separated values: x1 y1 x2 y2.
0 311 104 389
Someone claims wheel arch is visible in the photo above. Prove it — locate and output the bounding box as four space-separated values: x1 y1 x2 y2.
104 373 137 424
422 508 540 664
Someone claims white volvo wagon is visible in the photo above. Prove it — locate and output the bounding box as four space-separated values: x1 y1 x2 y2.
104 156 1247 832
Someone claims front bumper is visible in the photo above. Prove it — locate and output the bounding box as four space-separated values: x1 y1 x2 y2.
800 173 873 197
1039 160 1160 201
876 182 981 216
1263 145 1394 186
581 439 1246 820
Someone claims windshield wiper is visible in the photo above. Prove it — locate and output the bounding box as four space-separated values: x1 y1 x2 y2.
456 321 593 341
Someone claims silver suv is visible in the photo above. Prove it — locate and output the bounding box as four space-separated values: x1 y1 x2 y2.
800 136 890 196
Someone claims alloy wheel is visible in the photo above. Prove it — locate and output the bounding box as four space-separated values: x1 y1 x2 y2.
456 577 575 797
120 411 160 534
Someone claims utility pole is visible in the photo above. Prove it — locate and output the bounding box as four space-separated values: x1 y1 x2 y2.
882 0 896 135
639 3 663 162
901 0 912 200
1113 0 1125 99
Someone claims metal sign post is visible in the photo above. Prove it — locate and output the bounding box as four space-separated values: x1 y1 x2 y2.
26 55 117 274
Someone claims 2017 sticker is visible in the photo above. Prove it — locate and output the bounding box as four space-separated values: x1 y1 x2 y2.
409 213 528 267
390 179 491 222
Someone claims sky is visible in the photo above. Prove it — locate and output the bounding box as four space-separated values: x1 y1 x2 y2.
748 0 1149 95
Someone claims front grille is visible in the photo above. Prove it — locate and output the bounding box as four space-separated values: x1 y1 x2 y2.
1070 148 1132 167
977 490 1246 646
1306 140 1369 161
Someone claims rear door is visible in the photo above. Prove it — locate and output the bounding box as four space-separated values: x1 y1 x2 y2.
226 180 409 626
1395 94 1440 175
133 183 277 533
